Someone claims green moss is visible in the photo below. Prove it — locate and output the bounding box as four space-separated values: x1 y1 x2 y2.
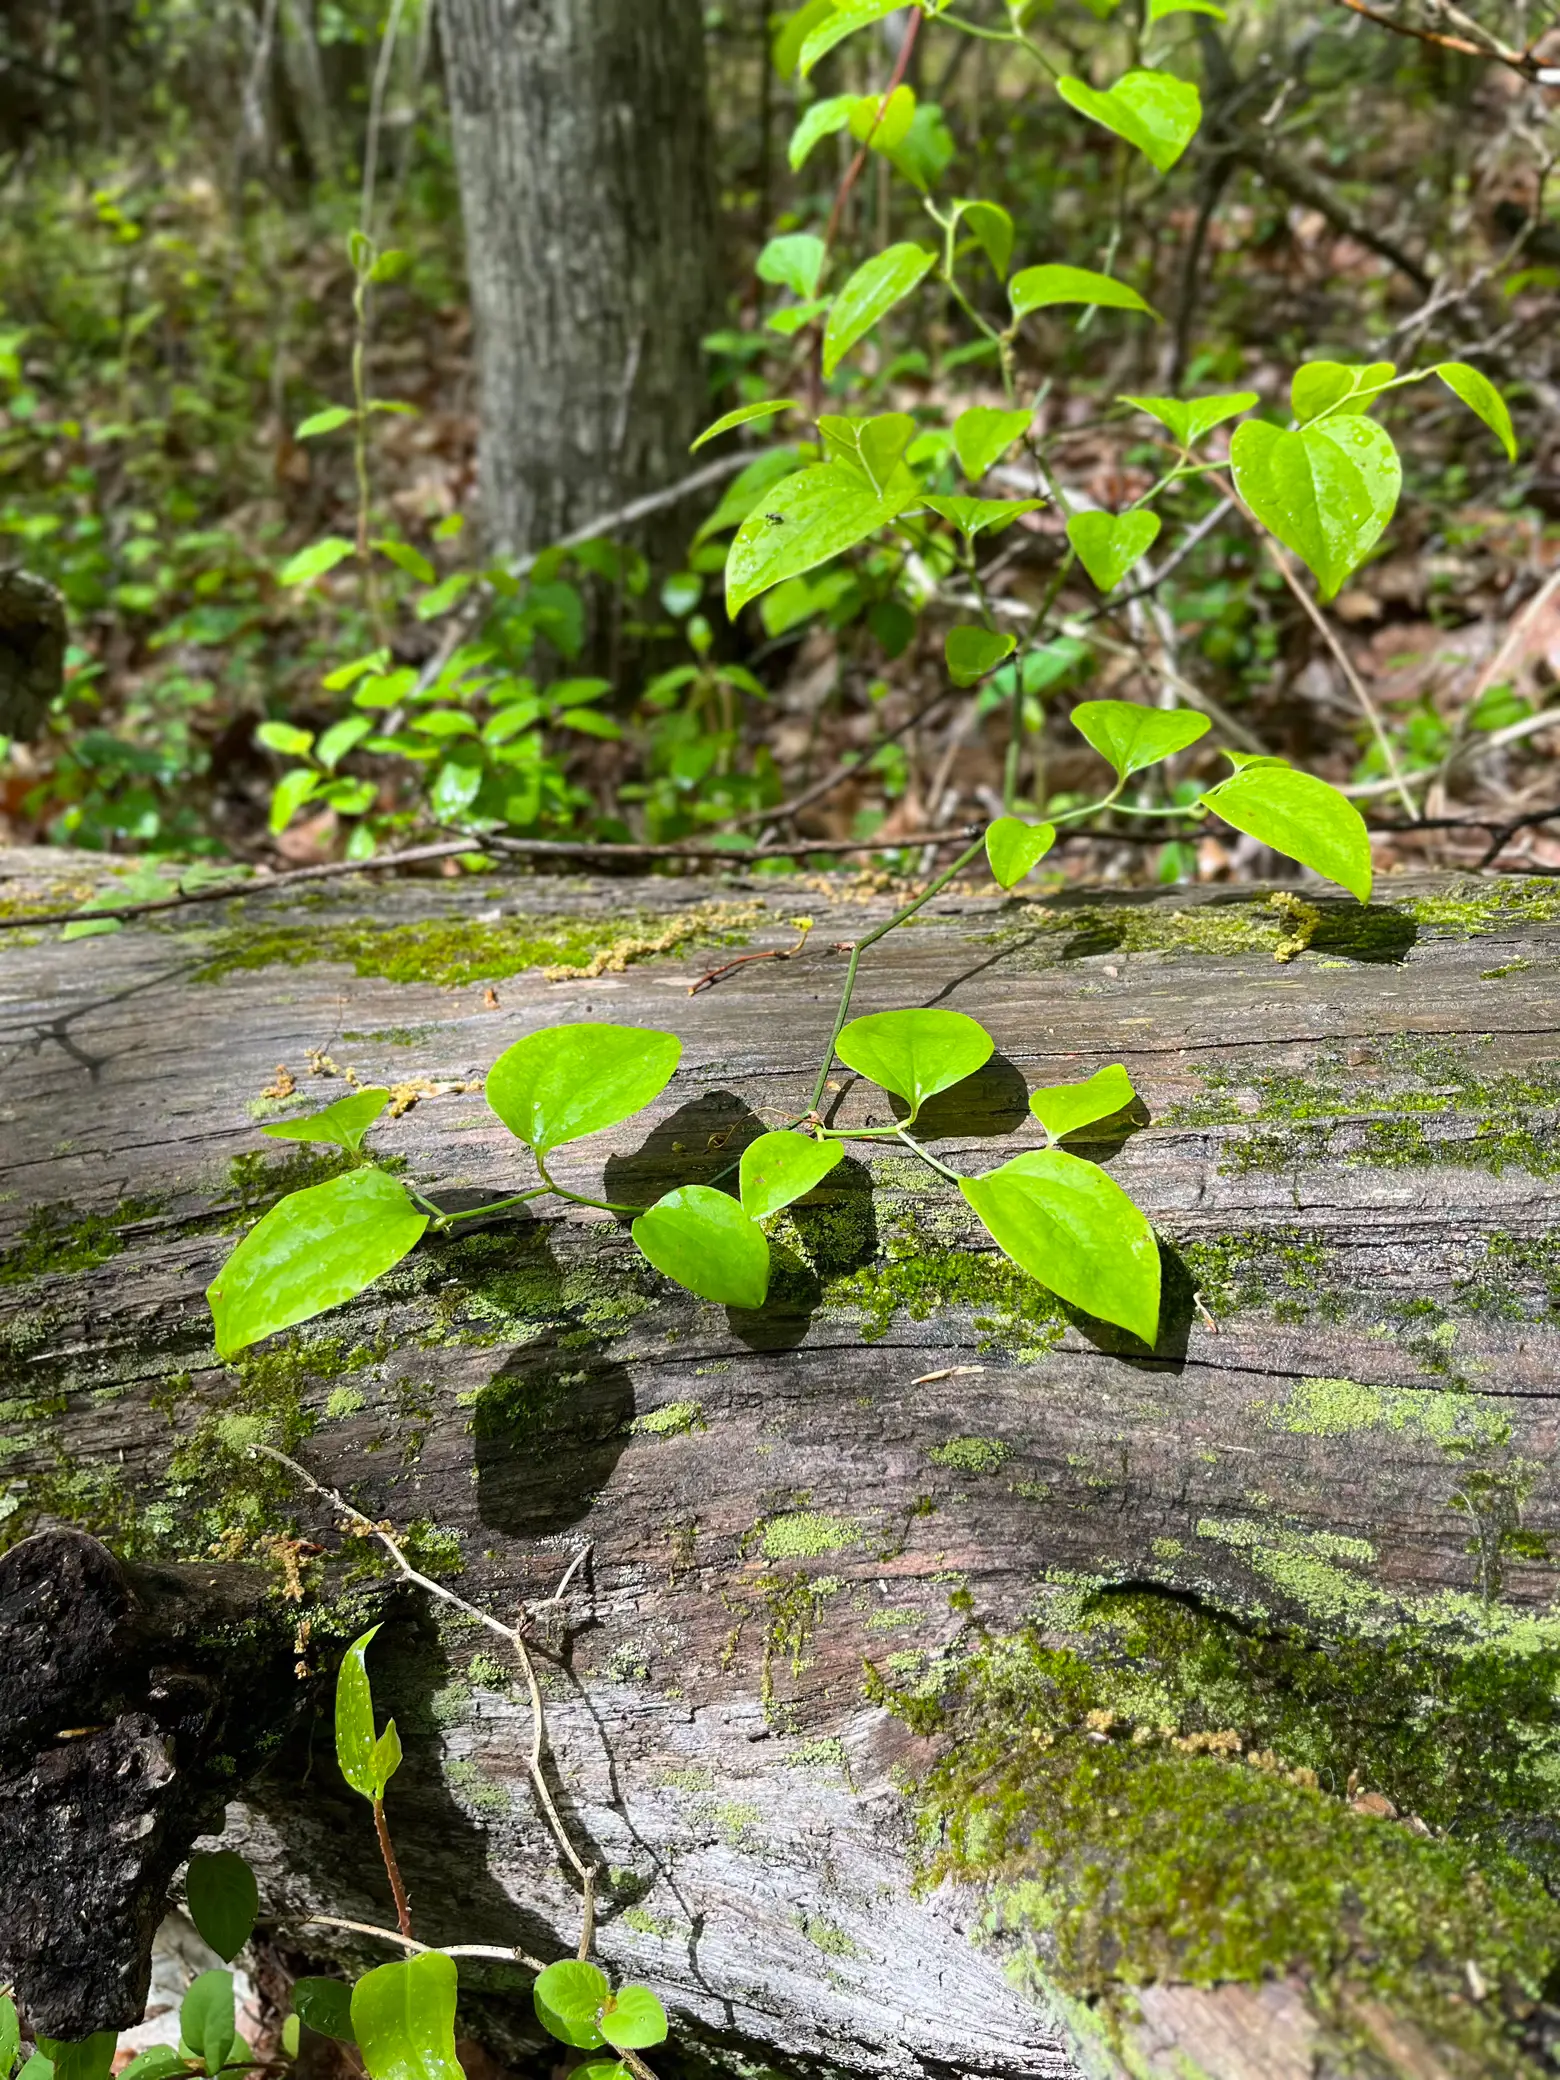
1405 876 1560 936
864 1606 923 1632
631 1399 705 1438
762 1511 860 1560
927 1436 1010 1475
715 1800 762 1847
1277 1374 1511 1453
446 1757 512 1817
621 1906 673 1939
796 1914 859 1957
829 1226 1067 1356
193 900 761 988
0 1196 162 1284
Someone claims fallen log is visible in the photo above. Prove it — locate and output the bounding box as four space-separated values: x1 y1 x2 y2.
4 844 1560 2079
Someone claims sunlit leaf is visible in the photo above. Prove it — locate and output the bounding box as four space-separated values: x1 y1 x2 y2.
849 84 916 152
1118 391 1257 445
739 1132 844 1220
823 244 936 376
336 1625 398 1802
799 0 910 76
1029 1064 1137 1140
1010 265 1158 320
923 496 1042 539
1070 698 1209 779
534 1962 609 2051
960 199 1015 279
598 1988 669 2052
351 1954 463 2080
296 407 354 439
485 1023 681 1154
952 405 1032 480
1201 760 1373 901
961 1149 1160 1342
726 463 916 615
260 1088 390 1153
757 234 827 300
836 1008 993 1120
1230 415 1401 601
1290 360 1396 423
278 537 355 587
985 817 1057 889
1056 69 1201 171
786 94 854 169
632 1187 771 1309
1436 361 1517 460
1066 509 1161 592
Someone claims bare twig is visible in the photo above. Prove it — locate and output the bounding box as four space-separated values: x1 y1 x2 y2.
1329 0 1557 75
289 1912 546 1972
689 918 813 994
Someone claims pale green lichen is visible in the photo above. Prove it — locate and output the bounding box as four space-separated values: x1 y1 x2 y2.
927 1436 1010 1475
1276 1374 1511 1452
762 1511 861 1560
630 1399 705 1438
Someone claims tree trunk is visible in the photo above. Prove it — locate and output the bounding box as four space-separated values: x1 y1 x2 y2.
5 845 1560 2079
436 0 717 557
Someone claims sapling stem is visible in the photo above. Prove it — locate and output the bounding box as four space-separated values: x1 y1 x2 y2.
534 1152 647 1218
373 1796 414 1940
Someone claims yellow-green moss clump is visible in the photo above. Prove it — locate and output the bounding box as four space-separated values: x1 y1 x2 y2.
191 900 761 987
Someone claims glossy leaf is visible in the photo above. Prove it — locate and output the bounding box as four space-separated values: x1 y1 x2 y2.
16 2058 52 2080
351 1953 462 2080
952 405 1032 480
1147 0 1225 17
820 410 916 490
574 2066 630 2080
0 1999 17 2080
208 1167 427 1359
1070 699 1209 779
633 1186 770 1309
923 496 1042 539
1010 265 1157 320
823 244 935 377
267 766 320 834
1030 1064 1137 1141
186 1850 259 1964
297 406 354 439
773 0 834 76
757 234 826 300
787 94 854 169
1056 69 1201 172
1436 362 1517 460
337 1625 400 1802
836 1008 993 1121
598 1988 669 2053
799 0 907 75
486 1023 681 1154
278 537 355 587
1201 761 1373 902
726 463 915 615
739 1131 844 1220
534 1960 611 2050
849 84 916 151
34 2042 115 2080
961 199 1015 279
1066 509 1161 592
1230 415 1401 601
961 1149 1160 1343
118 2050 191 2080
946 625 1017 686
179 1973 235 2077
985 817 1057 889
260 1088 390 1153
1290 360 1396 423
1118 391 1256 445
293 1981 357 2045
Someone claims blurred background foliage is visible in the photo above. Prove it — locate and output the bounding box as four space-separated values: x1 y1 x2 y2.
0 0 1557 882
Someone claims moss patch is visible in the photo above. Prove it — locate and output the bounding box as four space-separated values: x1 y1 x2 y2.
762 1511 860 1560
0 1197 162 1284
631 1399 705 1438
927 1436 1010 1475
1277 1374 1511 1453
828 1224 1067 1356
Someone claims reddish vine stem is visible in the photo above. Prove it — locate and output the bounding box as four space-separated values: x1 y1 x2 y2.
373 1797 415 1940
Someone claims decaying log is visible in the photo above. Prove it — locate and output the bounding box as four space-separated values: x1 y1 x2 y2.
5 845 1560 2079
0 569 66 741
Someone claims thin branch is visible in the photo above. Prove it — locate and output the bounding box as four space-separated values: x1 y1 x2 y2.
288 1912 546 1972
729 688 955 829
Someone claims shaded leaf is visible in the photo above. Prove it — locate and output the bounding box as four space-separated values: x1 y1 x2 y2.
1436 362 1517 460
757 235 827 300
1118 391 1256 445
1030 1064 1137 1140
823 244 935 377
946 625 1017 686
739 1131 844 1220
1056 69 1201 171
293 1982 357 2046
179 1974 235 2078
961 199 1014 279
787 94 855 169
1010 265 1157 320
186 1851 259 1964
799 0 909 75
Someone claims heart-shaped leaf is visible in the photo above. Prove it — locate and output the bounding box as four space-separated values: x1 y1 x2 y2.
260 1087 390 1153
293 1981 357 2046
1118 391 1257 445
985 818 1057 889
820 411 916 491
633 1186 771 1309
787 93 855 169
1290 360 1396 423
1070 698 1210 779
186 1851 259 1965
208 1167 428 1358
1201 761 1373 901
535 1962 609 2050
179 1974 236 2079
823 243 936 376
1011 265 1158 320
351 1954 462 2080
598 1988 669 2053
836 1008 994 1120
726 463 916 614
1436 362 1517 460
799 0 906 74
1030 1064 1137 1141
848 83 916 151
1066 509 1161 592
946 625 1017 686
953 405 1032 479
1230 415 1401 601
757 234 826 300
739 1131 844 1220
1056 69 1201 172
924 496 1043 539
486 1023 681 1153
961 199 1015 279
960 1149 1160 1343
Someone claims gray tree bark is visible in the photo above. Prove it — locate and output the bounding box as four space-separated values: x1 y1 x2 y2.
437 0 718 556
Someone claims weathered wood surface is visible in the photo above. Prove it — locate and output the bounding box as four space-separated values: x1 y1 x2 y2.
5 847 1560 2080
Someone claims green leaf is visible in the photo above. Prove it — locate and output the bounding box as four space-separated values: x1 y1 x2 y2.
1118 391 1256 445
17 2058 53 2080
1010 265 1158 320
960 199 1015 280
1147 0 1225 18
757 235 827 301
281 2021 301 2063
293 1981 357 2045
574 2066 629 2080
819 411 916 490
799 0 907 76
336 1625 399 1801
34 2041 115 2080
179 1973 235 2078
1070 698 1209 779
316 715 374 770
598 1988 669 2052
924 496 1042 539
1030 1063 1137 1140
985 817 1057 889
368 247 411 284
960 1149 1160 1343
632 1187 771 1310
726 463 915 615
374 539 436 585
787 94 854 169
823 243 935 377
296 407 354 439
534 1960 611 2049
207 1167 428 1359
118 2049 191 2080
739 1131 844 1220
836 1008 993 1121
1230 415 1401 601
1201 761 1373 902
268 766 322 835
1055 69 1201 172
186 1850 259 1964
1066 509 1161 592
1436 361 1517 460
952 405 1032 480
0 1998 18 2080
256 721 315 758
260 1087 391 1153
485 1023 681 1154
946 625 1017 686
351 1953 462 2080
1290 360 1396 423
765 297 831 338
849 84 916 151
278 537 355 587
773 0 835 76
